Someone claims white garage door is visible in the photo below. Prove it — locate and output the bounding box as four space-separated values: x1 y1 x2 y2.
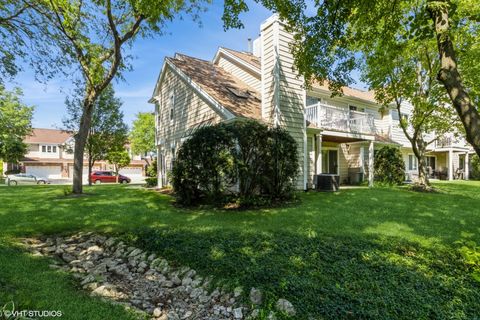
68 165 101 179
119 166 143 177
26 165 62 179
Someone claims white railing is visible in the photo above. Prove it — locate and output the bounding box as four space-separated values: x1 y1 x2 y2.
306 103 375 135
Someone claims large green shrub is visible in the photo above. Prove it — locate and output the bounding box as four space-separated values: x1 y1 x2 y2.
471 155 480 180
171 120 298 206
374 146 405 185
262 127 299 199
171 124 236 205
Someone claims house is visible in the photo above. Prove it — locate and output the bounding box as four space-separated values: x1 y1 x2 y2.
4 128 147 179
149 14 475 190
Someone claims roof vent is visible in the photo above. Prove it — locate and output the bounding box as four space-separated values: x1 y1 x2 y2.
226 86 250 99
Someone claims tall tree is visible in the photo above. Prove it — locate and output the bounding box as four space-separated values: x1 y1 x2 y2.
27 0 206 194
223 0 480 156
0 85 33 164
63 85 128 185
130 112 155 163
106 148 131 183
364 38 457 188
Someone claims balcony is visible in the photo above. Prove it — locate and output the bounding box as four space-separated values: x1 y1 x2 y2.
306 103 375 135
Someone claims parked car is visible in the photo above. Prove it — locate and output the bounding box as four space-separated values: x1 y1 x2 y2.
90 171 131 184
6 173 50 186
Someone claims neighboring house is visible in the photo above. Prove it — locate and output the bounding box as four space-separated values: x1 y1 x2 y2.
150 14 475 190
4 128 147 179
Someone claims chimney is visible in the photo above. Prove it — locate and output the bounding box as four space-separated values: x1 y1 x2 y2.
247 38 252 53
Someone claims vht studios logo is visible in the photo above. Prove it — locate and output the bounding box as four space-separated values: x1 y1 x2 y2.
1 302 62 319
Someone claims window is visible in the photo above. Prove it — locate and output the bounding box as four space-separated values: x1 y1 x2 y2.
53 146 57 153
321 149 339 174
306 96 319 107
169 91 175 122
47 146 52 152
391 110 408 121
408 155 418 170
426 156 436 170
349 105 365 112
42 146 46 152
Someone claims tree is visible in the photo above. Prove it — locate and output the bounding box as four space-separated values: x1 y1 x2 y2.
0 86 33 164
130 112 155 163
63 85 128 185
363 36 457 188
106 148 131 183
223 0 480 157
26 0 206 194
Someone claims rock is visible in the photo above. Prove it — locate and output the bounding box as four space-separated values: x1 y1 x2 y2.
190 288 203 299
61 253 76 263
181 277 192 286
250 288 262 305
153 307 163 317
128 248 143 257
105 237 116 247
147 253 156 261
181 311 192 319
233 307 243 319
267 311 276 320
86 245 103 254
171 275 181 286
234 286 243 297
81 274 96 285
275 298 295 316
162 280 174 288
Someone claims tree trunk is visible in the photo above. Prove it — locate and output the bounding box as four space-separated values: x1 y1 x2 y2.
428 1 480 157
414 138 430 188
72 99 94 194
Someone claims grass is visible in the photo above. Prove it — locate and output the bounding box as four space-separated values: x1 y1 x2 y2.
0 182 480 319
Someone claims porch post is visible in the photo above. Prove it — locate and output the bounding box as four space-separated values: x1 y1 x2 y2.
157 146 163 188
465 152 469 180
368 140 374 187
448 149 454 180
316 134 322 174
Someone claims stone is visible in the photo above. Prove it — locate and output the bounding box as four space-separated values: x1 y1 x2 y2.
162 280 174 288
105 237 116 247
147 253 156 261
250 288 262 305
153 307 163 317
181 277 192 286
128 248 143 257
171 275 181 286
181 311 192 319
233 307 243 319
61 253 76 263
234 286 243 298
275 298 295 316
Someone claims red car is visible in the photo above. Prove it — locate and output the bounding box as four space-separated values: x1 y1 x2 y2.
90 171 131 184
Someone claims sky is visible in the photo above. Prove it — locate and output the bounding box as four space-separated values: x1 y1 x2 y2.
4 0 273 130
5 0 364 130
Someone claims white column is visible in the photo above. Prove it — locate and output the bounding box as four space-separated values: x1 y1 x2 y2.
465 152 470 180
368 141 374 187
448 149 454 180
316 134 322 175
157 147 163 188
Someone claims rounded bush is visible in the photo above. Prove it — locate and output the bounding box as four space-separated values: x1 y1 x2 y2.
374 146 405 185
171 120 299 206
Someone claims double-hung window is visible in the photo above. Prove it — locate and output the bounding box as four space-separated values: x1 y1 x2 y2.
408 155 418 170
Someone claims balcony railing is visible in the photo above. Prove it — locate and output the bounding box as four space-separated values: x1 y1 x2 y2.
306 103 375 135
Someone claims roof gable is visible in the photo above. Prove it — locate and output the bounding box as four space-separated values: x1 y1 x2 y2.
25 128 72 144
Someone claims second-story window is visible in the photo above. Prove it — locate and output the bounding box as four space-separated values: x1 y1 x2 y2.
41 145 58 153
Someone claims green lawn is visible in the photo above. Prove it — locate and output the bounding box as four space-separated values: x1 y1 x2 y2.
1 182 479 319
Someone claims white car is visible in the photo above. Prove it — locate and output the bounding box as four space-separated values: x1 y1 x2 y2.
5 173 50 186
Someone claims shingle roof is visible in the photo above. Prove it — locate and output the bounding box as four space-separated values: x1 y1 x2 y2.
169 54 261 120
221 48 261 70
312 81 378 104
24 128 72 144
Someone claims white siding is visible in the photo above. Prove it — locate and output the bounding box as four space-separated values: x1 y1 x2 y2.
215 55 261 92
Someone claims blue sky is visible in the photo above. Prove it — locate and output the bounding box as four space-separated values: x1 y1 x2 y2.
5 0 273 129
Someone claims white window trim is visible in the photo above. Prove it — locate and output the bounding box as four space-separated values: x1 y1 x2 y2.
321 146 340 175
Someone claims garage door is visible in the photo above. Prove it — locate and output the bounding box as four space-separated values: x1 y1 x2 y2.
26 165 62 179
68 165 101 179
119 166 143 177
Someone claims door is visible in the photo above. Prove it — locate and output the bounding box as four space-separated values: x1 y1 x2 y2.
25 165 61 179
322 149 339 174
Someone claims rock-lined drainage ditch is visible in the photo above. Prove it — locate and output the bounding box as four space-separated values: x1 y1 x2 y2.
21 233 296 319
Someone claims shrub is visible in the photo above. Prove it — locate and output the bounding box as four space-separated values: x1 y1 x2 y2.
374 146 405 185
146 159 157 178
261 127 299 199
471 155 480 180
171 124 236 205
145 177 158 187
171 120 299 206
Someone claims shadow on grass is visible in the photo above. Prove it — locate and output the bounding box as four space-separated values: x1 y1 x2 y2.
127 227 480 320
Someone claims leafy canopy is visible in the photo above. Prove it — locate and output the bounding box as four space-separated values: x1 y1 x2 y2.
130 112 155 156
0 86 33 163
